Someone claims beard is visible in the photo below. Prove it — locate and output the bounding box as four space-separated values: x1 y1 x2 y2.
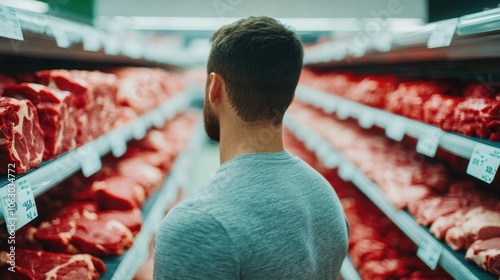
203 98 220 142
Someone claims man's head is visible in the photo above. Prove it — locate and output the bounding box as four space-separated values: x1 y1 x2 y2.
204 16 304 142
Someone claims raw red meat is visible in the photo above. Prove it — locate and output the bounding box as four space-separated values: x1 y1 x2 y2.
0 97 44 174
466 237 500 277
98 208 142 235
408 196 470 226
452 97 500 139
463 83 498 99
0 249 105 280
430 206 483 240
114 158 164 196
4 83 77 159
386 81 444 120
422 94 463 131
35 70 118 145
0 74 15 95
445 209 500 251
35 211 134 257
92 175 146 210
110 67 170 114
347 75 399 108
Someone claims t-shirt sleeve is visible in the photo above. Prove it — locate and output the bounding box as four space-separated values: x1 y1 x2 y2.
154 206 240 280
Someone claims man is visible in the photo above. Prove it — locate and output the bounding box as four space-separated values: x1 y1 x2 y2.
154 16 348 279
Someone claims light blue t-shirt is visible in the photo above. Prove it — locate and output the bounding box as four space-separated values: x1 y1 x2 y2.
154 151 348 279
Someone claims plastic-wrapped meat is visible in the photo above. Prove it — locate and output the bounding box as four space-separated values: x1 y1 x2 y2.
422 94 463 130
452 97 499 139
0 97 44 174
3 83 77 159
466 237 500 277
385 81 445 120
347 75 399 108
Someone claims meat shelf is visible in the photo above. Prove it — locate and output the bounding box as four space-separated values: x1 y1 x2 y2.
284 117 498 280
340 257 361 280
295 85 500 184
100 120 206 280
0 91 195 226
0 4 191 68
304 8 500 67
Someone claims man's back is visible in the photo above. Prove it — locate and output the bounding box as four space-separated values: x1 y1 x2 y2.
154 151 348 279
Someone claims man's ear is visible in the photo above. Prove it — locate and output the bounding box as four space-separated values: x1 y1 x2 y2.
208 72 223 104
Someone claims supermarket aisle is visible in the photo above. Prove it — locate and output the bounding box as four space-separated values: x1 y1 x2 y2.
184 140 220 198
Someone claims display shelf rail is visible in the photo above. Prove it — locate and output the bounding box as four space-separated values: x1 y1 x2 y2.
0 4 189 67
284 117 497 280
295 85 500 183
340 257 361 280
100 119 206 280
0 92 194 223
304 8 500 66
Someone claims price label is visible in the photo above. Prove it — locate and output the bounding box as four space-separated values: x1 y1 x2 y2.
81 146 102 177
417 239 443 269
0 5 23 41
416 129 442 158
427 19 458 49
52 26 70 48
466 143 500 184
358 111 374 129
0 178 38 231
386 118 406 142
110 130 128 158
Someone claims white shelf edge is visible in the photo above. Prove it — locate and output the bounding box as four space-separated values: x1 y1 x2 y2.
295 85 500 163
340 257 361 280
109 120 206 280
284 117 493 280
0 92 194 223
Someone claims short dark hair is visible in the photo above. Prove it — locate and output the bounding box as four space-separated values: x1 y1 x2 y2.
208 16 304 123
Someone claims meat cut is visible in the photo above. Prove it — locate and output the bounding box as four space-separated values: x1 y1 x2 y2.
0 249 105 280
3 83 77 159
466 237 500 277
0 97 44 174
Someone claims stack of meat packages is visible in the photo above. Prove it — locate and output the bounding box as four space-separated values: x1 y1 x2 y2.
300 69 500 141
287 103 500 277
0 68 184 175
0 113 199 279
283 129 452 280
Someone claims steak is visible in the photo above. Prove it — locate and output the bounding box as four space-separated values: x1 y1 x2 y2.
92 175 146 210
466 237 500 277
0 97 44 174
3 83 77 159
0 249 105 280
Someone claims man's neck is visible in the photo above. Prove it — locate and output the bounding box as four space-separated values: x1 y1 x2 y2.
219 118 284 165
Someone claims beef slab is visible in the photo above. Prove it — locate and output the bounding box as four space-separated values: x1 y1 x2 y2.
0 249 105 280
0 97 44 174
466 237 500 277
4 83 77 159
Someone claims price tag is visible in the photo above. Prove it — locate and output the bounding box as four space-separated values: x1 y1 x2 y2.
358 111 374 129
0 178 38 231
416 129 442 158
466 143 500 184
110 130 128 158
386 118 406 142
427 19 458 49
338 163 355 181
52 26 70 48
0 5 23 41
417 239 443 269
81 146 102 177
